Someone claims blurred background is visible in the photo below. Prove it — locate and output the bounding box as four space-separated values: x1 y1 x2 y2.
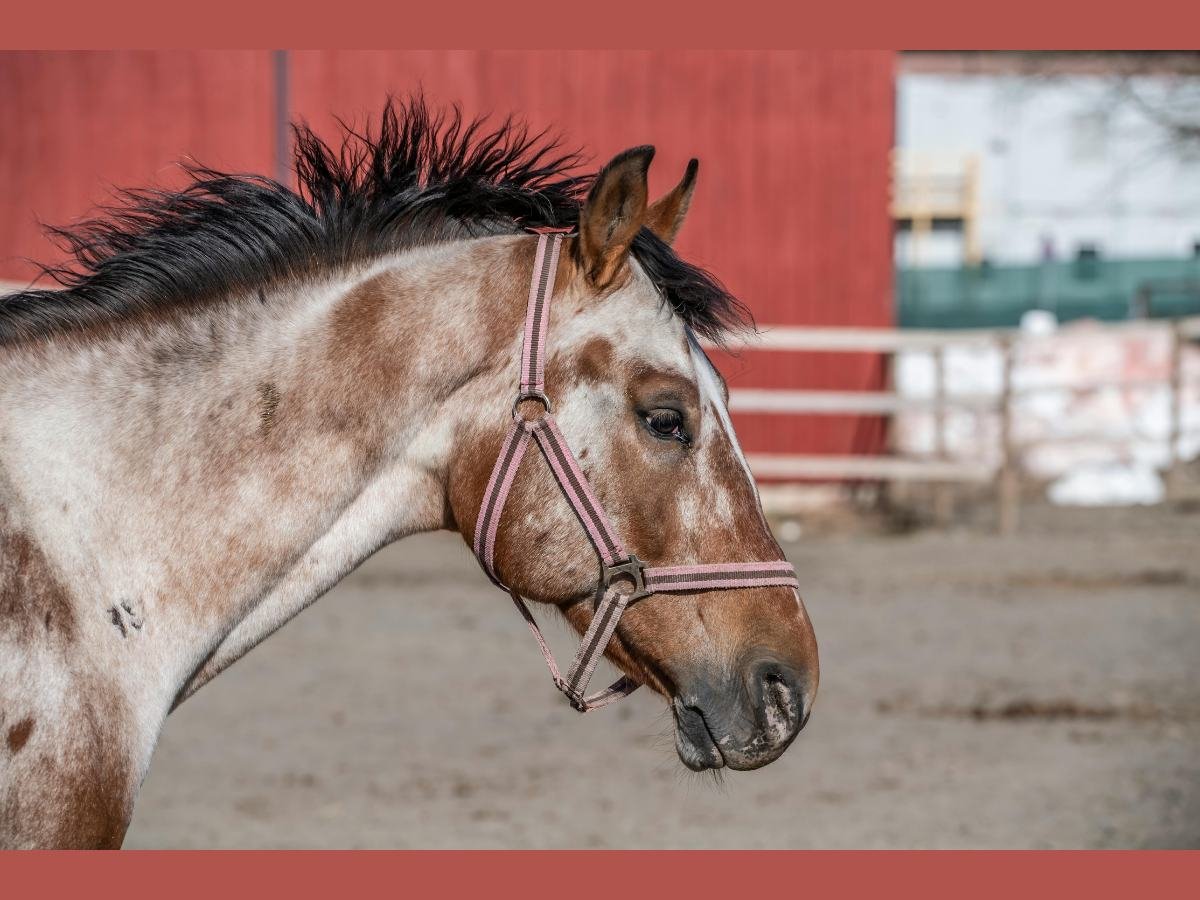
1 50 1198 848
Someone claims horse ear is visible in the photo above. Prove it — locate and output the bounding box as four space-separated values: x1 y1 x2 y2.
645 158 699 246
578 146 654 289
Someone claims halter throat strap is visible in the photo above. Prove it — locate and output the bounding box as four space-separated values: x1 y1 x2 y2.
473 232 799 713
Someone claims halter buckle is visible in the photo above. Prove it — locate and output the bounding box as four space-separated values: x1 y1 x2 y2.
512 390 552 421
525 225 578 236
601 554 650 602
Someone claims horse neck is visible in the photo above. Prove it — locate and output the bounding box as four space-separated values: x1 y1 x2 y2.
0 236 520 707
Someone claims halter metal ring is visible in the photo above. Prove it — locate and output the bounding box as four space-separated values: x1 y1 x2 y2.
512 390 552 421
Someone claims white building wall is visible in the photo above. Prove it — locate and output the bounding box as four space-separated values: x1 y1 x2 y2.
897 73 1200 267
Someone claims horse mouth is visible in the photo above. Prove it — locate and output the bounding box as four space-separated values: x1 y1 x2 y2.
671 696 726 770
669 671 811 772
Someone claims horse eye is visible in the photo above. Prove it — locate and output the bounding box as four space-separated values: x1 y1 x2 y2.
644 409 689 444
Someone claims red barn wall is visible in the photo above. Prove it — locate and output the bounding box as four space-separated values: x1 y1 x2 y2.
0 50 893 463
0 51 275 282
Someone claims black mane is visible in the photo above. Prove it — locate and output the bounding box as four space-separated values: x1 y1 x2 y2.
1 97 748 344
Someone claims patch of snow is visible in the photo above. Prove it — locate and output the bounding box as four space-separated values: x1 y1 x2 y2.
1047 463 1164 507
893 318 1198 506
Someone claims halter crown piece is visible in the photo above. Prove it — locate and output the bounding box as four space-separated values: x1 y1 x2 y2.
473 230 800 712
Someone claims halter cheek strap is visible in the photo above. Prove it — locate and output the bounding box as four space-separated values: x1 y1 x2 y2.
473 231 800 713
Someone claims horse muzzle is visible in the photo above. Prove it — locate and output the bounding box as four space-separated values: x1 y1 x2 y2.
671 657 813 771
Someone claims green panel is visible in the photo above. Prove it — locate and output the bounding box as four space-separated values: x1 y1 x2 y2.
897 257 1200 329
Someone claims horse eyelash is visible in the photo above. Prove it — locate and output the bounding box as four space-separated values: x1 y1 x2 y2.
644 409 692 445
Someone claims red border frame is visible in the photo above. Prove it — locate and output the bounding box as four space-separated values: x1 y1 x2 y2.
4 5 1200 884
2 850 1198 895
3 1 1200 49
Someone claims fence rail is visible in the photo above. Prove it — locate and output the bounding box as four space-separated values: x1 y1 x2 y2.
721 318 1200 352
746 454 995 483
716 315 1200 533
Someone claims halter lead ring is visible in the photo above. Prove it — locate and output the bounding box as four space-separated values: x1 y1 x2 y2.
512 390 552 419
473 232 800 712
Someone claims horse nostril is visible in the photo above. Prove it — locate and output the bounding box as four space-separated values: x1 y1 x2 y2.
751 661 808 736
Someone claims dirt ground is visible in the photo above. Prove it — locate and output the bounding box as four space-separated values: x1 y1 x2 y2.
124 503 1200 848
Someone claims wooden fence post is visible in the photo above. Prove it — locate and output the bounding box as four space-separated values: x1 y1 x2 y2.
932 345 953 524
884 349 910 510
996 335 1019 535
1166 319 1184 498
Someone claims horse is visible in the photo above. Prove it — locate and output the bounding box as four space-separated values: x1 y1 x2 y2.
0 99 819 848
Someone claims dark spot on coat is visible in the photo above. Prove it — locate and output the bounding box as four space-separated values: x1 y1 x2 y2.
0 676 134 848
6 717 34 754
109 606 126 638
257 382 281 435
573 337 615 385
0 514 77 644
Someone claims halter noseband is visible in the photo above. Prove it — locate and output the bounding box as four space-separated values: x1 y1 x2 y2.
473 231 800 712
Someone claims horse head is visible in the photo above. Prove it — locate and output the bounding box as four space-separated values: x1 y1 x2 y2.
450 147 819 771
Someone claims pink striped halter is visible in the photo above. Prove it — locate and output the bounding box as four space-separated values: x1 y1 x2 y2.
473 231 800 712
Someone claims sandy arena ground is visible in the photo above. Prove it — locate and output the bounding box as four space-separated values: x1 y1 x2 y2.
124 503 1200 848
